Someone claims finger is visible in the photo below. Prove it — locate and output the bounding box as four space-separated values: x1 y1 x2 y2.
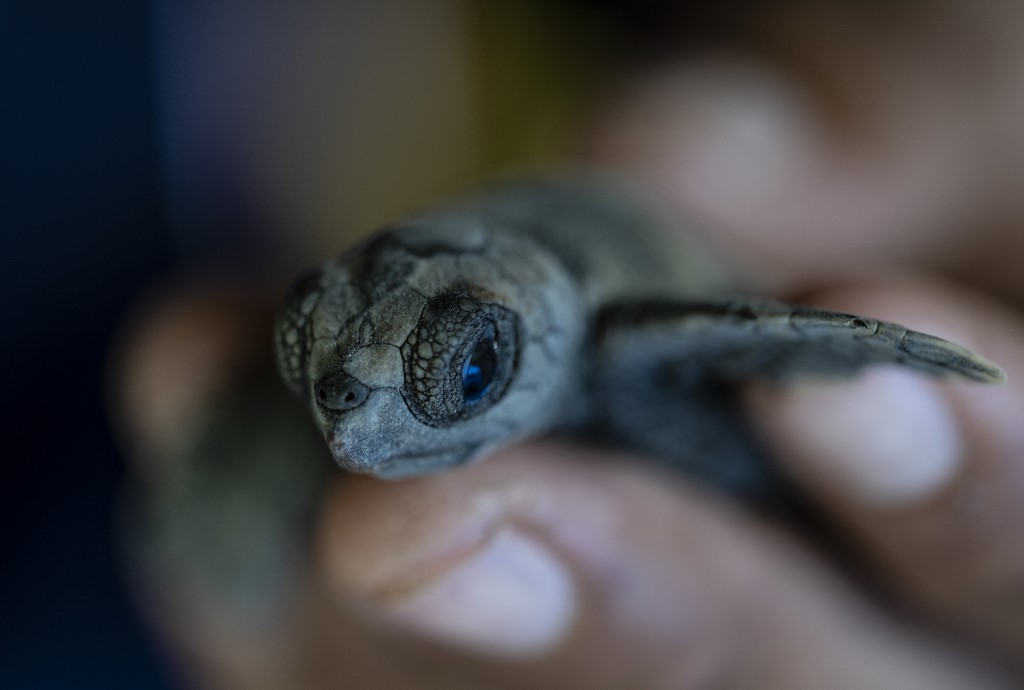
316 444 1007 689
589 62 980 288
112 284 338 689
746 275 1024 660
585 4 1024 299
111 280 276 468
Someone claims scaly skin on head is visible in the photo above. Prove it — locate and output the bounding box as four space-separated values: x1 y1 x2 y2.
275 197 588 478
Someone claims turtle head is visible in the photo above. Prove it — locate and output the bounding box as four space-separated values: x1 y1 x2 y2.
273 209 585 478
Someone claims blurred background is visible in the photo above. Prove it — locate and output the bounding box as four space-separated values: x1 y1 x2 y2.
5 0 1024 687
2 1 176 687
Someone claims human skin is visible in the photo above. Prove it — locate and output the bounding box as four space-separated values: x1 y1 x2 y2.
118 2 1024 687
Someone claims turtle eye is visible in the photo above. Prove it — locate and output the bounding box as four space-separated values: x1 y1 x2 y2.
461 326 497 404
401 295 519 426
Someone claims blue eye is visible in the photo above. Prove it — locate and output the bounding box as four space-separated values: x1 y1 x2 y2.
461 331 497 404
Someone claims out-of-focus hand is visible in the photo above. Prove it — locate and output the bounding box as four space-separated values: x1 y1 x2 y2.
118 285 1022 689
117 2 1024 687
590 1 1024 300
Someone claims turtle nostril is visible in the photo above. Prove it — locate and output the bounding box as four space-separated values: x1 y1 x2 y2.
314 371 370 412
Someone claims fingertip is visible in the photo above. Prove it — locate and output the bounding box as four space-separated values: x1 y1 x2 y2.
747 368 964 508
316 455 582 660
382 528 578 659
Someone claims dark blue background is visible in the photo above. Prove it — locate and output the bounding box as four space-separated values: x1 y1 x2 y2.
2 2 178 687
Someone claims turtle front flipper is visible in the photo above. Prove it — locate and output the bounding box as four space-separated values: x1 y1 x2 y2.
589 298 1004 502
594 298 1005 385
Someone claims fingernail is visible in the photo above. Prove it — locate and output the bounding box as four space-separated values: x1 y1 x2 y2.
381 529 577 659
759 368 963 506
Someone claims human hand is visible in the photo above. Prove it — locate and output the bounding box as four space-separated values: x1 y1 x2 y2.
116 289 1018 688
117 2 1024 687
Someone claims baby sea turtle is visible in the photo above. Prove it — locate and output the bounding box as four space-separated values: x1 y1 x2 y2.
274 176 1004 501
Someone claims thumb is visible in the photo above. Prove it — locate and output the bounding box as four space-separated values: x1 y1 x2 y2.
315 444 1006 689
